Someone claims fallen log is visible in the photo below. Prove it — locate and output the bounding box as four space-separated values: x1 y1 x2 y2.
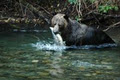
0 18 44 24
104 22 120 45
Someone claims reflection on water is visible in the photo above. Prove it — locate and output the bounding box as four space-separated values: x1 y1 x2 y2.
0 31 120 80
49 52 64 77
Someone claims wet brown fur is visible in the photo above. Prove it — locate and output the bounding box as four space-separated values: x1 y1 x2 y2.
51 13 114 46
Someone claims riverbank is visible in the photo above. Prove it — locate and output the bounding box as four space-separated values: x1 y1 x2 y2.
0 0 120 45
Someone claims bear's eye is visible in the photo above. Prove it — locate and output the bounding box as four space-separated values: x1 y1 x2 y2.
58 24 62 27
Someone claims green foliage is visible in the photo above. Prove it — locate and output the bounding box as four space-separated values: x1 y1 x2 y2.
68 0 78 4
89 0 96 3
67 0 119 14
75 16 81 21
99 5 119 13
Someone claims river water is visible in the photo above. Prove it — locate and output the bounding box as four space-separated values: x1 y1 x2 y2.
0 29 120 80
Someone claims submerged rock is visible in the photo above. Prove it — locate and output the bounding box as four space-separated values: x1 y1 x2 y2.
32 60 39 63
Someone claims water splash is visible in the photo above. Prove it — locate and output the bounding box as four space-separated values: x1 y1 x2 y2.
31 42 66 51
31 42 117 51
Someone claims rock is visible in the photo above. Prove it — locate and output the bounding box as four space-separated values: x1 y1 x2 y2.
83 73 92 77
79 66 85 71
32 60 39 63
37 72 49 76
106 66 113 70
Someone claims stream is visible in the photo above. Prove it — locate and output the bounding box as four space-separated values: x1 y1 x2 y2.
0 29 120 80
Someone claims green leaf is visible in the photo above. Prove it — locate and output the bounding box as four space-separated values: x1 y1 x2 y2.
68 0 77 4
90 0 95 3
103 10 107 13
114 6 119 11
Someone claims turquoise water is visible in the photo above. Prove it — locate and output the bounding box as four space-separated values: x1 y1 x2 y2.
0 30 120 80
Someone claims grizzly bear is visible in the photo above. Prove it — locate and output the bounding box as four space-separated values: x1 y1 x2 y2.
51 13 114 46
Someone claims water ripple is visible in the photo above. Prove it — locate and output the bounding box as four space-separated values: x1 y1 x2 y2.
68 43 117 49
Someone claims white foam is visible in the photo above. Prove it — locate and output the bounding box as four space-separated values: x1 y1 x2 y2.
31 42 66 51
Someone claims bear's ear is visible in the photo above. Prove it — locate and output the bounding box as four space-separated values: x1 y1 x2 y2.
64 14 69 22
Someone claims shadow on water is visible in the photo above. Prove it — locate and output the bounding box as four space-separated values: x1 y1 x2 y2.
0 29 120 80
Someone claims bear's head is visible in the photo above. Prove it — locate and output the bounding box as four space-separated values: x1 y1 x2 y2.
51 13 69 34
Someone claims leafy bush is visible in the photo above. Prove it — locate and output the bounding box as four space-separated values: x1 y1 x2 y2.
99 5 119 13
67 0 119 14
68 0 78 4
